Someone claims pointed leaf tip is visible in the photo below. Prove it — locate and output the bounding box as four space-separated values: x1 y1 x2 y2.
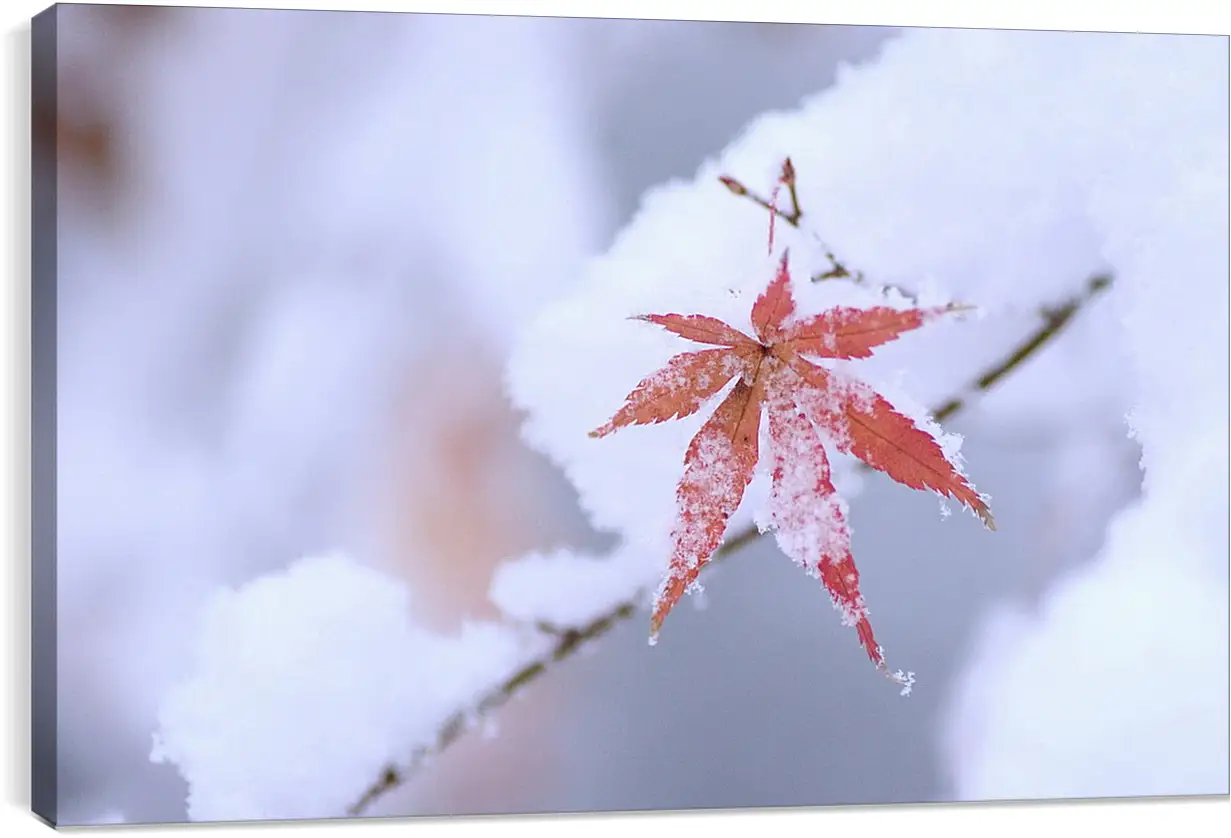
750 250 796 342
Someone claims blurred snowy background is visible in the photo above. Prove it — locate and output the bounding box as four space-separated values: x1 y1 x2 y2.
45 6 1226 826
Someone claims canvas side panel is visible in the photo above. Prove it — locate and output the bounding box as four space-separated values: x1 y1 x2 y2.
31 2 59 828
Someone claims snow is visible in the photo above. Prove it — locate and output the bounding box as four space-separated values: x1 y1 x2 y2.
929 31 1229 800
503 28 1228 796
151 553 540 822
944 507 1228 799
762 383 851 574
56 7 606 822
490 547 657 629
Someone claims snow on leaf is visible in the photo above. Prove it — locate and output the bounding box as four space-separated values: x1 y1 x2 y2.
783 304 968 360
765 382 882 666
790 359 996 529
589 349 744 439
590 166 994 670
652 378 762 638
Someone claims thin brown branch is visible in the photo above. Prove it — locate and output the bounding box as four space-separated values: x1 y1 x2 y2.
779 156 802 224
347 604 634 817
929 273 1113 423
346 266 1113 817
718 169 927 297
719 174 800 227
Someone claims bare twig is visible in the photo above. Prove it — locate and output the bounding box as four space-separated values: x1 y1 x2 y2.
930 274 1113 422
347 604 635 817
348 164 1116 817
719 169 924 296
720 172 801 227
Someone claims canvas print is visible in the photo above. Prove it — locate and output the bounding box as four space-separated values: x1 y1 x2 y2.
31 3 1229 826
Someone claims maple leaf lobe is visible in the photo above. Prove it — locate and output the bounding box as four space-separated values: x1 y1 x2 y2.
634 313 757 348
588 348 743 439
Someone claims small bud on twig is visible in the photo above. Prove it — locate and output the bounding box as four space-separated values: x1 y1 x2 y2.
780 156 796 187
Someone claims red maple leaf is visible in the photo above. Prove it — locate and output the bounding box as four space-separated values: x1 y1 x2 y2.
590 251 994 670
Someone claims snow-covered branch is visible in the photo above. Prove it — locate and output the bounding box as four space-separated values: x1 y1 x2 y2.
347 599 635 816
347 267 1111 815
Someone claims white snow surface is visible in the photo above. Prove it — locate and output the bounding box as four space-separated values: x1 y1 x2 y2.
502 26 1228 797
151 554 541 822
60 8 604 822
945 502 1228 800
490 546 659 629
927 30 1228 800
